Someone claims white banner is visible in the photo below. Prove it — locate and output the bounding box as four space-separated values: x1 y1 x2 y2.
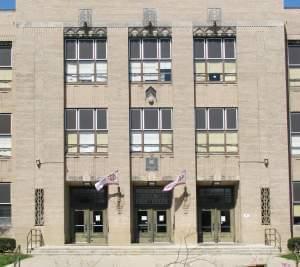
163 170 186 192
95 170 119 191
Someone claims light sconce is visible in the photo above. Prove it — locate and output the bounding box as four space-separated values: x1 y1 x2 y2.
36 159 41 168
264 158 269 168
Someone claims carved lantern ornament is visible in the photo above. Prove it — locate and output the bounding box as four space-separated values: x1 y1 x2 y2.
145 86 157 105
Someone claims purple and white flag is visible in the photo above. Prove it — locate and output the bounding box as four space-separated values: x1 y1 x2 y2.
163 170 186 192
95 170 119 191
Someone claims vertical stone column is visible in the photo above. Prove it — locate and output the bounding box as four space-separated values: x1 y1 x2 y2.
14 26 65 246
107 27 131 244
172 24 197 244
238 25 290 245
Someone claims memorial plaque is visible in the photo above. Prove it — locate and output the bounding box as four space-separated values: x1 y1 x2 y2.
146 157 158 171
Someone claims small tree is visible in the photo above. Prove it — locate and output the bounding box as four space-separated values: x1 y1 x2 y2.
288 237 300 267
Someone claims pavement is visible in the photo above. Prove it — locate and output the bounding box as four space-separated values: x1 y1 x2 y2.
8 254 295 267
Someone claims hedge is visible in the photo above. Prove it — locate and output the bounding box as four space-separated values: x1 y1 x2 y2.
0 238 16 253
288 237 300 252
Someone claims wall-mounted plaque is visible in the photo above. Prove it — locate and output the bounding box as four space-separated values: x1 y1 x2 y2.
146 157 158 171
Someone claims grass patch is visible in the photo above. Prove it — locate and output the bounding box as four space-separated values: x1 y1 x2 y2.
0 254 30 267
281 253 298 261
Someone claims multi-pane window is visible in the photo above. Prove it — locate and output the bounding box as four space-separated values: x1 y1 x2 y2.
65 109 108 153
194 38 236 83
290 112 300 155
65 39 107 83
293 182 300 224
129 39 172 82
0 183 11 225
196 108 238 153
0 114 11 157
130 108 173 152
288 42 300 87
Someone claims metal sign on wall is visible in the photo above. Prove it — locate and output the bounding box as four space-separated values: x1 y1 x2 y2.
146 157 159 171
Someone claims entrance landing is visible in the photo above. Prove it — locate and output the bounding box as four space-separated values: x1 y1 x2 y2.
32 244 280 256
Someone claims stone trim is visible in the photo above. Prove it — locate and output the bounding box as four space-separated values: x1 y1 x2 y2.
64 27 107 38
128 26 171 38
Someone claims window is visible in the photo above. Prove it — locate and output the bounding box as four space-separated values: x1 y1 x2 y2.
65 109 108 153
0 183 11 225
293 182 300 224
0 0 15 10
284 0 300 8
0 114 11 157
290 112 300 155
194 38 236 83
130 108 173 153
288 42 300 87
196 108 238 153
65 39 107 83
129 38 172 82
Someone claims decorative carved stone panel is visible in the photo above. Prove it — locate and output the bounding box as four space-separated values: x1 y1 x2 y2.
79 9 92 27
129 26 171 38
143 8 158 27
261 187 271 225
35 189 44 226
64 27 107 38
207 8 222 24
193 25 236 37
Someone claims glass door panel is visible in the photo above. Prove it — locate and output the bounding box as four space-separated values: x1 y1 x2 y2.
74 210 89 243
154 210 171 242
200 209 215 242
137 209 153 243
89 210 107 244
217 209 234 242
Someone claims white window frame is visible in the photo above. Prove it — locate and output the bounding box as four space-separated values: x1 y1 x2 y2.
206 38 222 60
65 39 78 60
130 109 142 130
78 109 94 131
143 109 160 130
208 108 224 130
65 108 77 130
223 38 236 59
142 39 159 60
129 39 142 59
160 108 173 130
194 38 205 60
95 39 108 60
288 44 300 66
159 39 172 60
225 108 238 130
78 39 95 60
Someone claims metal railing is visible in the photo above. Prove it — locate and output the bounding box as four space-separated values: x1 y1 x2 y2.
13 245 21 267
265 228 282 252
26 228 44 254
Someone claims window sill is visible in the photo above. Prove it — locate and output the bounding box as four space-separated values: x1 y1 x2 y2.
65 153 108 158
65 82 108 86
195 81 237 85
130 81 172 85
130 152 174 158
196 153 239 157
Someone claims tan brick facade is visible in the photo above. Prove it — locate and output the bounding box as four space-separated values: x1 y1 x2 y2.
0 0 298 249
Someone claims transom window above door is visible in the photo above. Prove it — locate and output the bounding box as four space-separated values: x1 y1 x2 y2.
129 38 172 83
65 39 107 84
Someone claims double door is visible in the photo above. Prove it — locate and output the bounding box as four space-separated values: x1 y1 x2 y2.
73 209 107 244
200 209 234 243
136 209 171 243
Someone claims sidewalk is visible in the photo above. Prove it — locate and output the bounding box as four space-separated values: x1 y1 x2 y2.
9 254 295 267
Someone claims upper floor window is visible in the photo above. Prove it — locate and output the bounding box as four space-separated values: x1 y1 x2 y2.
65 39 107 84
0 114 11 157
290 112 300 155
194 38 236 83
65 109 108 153
129 38 172 83
0 183 11 226
0 0 15 10
0 42 12 68
130 108 173 153
196 108 238 153
288 42 300 87
293 182 300 224
284 0 300 8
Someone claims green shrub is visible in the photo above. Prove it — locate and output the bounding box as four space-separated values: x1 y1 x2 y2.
0 238 16 253
288 237 300 252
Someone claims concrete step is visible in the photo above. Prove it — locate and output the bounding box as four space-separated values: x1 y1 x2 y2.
32 244 280 256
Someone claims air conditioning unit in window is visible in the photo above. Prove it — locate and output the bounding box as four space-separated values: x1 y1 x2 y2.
208 73 221 81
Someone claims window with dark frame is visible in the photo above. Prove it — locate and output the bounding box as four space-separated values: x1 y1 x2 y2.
290 112 300 155
0 114 11 157
288 42 300 87
65 39 107 83
195 108 238 153
293 182 300 224
194 38 236 83
130 108 173 153
65 109 108 153
129 38 172 83
0 183 11 225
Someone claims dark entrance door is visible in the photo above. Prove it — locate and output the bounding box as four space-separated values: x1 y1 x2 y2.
70 187 108 244
197 186 235 243
134 186 172 243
